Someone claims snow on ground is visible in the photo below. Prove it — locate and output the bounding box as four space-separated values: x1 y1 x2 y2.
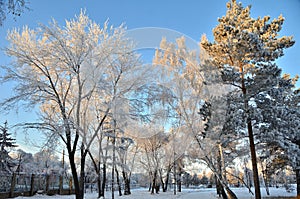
15 187 297 199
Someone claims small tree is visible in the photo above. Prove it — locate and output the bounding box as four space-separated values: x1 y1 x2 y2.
0 121 17 174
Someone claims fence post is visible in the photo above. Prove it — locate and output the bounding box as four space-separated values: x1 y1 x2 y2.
30 174 35 196
9 172 16 198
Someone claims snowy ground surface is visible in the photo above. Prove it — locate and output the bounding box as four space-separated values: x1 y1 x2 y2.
15 187 297 199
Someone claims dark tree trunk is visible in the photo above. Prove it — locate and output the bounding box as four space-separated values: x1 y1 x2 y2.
162 168 170 192
79 143 86 199
100 163 106 197
30 174 35 196
122 170 131 195
221 185 228 199
295 168 300 198
177 179 181 193
9 172 16 198
241 75 261 199
151 178 156 194
215 172 238 199
68 152 82 199
115 167 122 196
247 119 261 199
148 173 152 192
216 177 228 199
151 170 157 194
45 174 50 193
97 172 101 199
111 136 116 199
88 150 102 198
59 175 63 195
178 167 182 192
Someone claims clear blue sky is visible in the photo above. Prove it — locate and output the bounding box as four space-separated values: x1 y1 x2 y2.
0 0 299 152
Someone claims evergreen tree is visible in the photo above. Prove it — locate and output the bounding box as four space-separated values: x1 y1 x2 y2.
0 121 17 174
201 1 295 198
254 73 300 196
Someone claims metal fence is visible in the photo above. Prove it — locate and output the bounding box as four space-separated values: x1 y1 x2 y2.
0 173 73 198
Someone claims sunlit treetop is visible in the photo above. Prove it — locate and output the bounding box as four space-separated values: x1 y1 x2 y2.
201 0 295 71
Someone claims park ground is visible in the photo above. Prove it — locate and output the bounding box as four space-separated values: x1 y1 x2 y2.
15 186 297 199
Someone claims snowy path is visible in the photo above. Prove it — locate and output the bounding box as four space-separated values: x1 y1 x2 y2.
15 187 297 199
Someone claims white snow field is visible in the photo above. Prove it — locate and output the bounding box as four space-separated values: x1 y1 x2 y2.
15 187 297 199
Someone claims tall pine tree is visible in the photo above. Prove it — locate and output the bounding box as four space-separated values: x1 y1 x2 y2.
201 1 295 198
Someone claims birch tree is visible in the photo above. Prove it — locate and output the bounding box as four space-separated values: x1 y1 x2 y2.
153 36 241 198
1 11 144 199
201 1 295 198
137 127 168 194
83 35 150 198
153 36 206 154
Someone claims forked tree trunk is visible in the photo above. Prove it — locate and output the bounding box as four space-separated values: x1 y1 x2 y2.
213 162 238 199
216 172 237 199
196 143 238 199
151 170 158 194
216 177 228 199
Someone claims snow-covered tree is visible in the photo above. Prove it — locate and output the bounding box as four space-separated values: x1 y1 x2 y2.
115 135 135 195
135 125 169 194
253 72 300 196
153 36 206 153
0 121 17 174
1 11 144 199
201 1 295 198
77 27 150 198
153 36 241 198
33 149 62 174
291 88 300 196
14 149 34 174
